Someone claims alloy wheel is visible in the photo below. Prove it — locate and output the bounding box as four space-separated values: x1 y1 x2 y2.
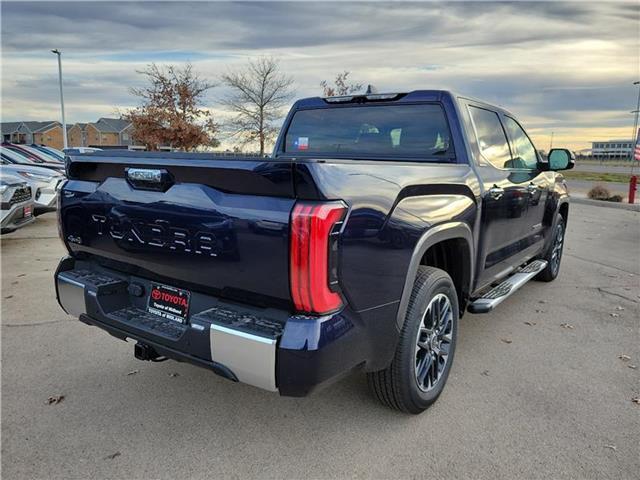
414 293 454 392
550 221 564 275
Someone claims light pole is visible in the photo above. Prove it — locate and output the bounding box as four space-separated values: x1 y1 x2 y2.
51 49 68 149
628 81 640 203
631 81 640 162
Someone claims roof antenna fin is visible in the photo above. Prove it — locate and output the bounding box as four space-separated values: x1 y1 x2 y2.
365 84 378 95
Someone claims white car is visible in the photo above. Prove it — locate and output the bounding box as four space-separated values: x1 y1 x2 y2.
1 161 65 215
1 172 35 233
14 144 64 164
0 146 66 174
63 147 102 154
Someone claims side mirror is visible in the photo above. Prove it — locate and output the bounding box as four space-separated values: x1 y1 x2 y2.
539 148 575 171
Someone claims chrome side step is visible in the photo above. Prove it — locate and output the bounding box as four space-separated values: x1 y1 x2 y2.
468 260 547 314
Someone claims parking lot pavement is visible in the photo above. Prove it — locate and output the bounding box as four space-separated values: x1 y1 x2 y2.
2 206 639 480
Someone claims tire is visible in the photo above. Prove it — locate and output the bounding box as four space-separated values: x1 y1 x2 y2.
367 266 459 414
536 214 565 282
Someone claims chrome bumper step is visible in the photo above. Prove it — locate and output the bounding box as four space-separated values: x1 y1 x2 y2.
193 306 284 391
468 260 547 314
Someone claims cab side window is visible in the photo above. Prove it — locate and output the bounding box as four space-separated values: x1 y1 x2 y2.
468 106 511 169
502 116 538 169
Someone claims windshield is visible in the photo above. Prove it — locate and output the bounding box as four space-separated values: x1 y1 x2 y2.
284 104 453 158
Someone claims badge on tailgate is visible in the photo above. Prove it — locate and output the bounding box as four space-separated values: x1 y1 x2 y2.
125 168 174 192
147 284 190 323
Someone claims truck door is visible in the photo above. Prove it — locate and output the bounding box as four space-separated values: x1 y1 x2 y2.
466 105 534 290
501 115 550 254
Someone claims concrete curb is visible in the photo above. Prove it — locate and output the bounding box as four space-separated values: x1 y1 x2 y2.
571 196 640 212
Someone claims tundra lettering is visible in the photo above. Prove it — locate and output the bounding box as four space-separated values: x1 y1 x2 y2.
89 214 223 256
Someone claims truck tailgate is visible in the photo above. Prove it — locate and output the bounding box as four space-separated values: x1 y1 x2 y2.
60 153 295 307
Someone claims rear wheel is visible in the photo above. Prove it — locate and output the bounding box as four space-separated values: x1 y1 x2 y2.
367 266 458 414
536 214 565 282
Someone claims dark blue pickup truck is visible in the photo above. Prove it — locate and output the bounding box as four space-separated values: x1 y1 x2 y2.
55 90 573 413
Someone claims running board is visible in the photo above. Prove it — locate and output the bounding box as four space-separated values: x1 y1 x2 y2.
468 260 547 314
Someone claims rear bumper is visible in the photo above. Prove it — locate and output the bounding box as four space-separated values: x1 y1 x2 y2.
55 257 372 396
77 312 240 382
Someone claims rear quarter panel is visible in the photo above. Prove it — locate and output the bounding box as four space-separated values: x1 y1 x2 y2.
295 160 479 312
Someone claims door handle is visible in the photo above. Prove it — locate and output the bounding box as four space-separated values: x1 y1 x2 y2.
489 186 504 200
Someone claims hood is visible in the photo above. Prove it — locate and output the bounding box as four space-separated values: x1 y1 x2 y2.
1 163 64 180
0 171 27 186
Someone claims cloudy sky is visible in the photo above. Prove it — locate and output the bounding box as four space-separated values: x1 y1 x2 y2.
1 1 639 150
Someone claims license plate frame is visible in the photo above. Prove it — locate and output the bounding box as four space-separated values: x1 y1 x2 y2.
147 283 191 323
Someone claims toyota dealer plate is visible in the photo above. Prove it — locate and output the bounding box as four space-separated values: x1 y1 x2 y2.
147 284 191 323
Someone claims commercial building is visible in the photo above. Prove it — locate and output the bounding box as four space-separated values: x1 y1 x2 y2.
591 140 635 160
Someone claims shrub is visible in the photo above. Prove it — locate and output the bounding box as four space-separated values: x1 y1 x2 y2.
607 194 623 203
588 185 611 200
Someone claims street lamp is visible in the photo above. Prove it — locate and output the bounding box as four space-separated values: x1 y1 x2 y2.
632 81 640 162
51 49 68 149
629 81 640 203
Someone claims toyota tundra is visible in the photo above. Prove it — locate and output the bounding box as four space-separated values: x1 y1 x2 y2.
54 90 573 413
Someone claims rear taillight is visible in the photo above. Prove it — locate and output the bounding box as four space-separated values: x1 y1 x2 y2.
290 201 347 315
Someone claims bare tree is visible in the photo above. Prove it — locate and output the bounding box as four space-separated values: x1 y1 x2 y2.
123 63 219 151
221 57 295 155
320 71 363 97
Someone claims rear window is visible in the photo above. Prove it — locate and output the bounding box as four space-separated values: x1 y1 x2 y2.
284 104 453 158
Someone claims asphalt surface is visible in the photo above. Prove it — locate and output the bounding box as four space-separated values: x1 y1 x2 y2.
2 205 639 480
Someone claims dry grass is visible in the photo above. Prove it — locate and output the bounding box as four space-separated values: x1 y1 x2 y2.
564 170 632 183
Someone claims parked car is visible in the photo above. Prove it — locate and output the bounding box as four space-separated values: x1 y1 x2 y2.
1 160 64 215
30 144 66 162
54 90 573 413
0 146 66 174
2 143 46 162
63 147 102 155
62 147 103 155
7 144 63 163
1 172 35 233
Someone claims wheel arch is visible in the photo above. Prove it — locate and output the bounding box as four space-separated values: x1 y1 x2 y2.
395 222 474 331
